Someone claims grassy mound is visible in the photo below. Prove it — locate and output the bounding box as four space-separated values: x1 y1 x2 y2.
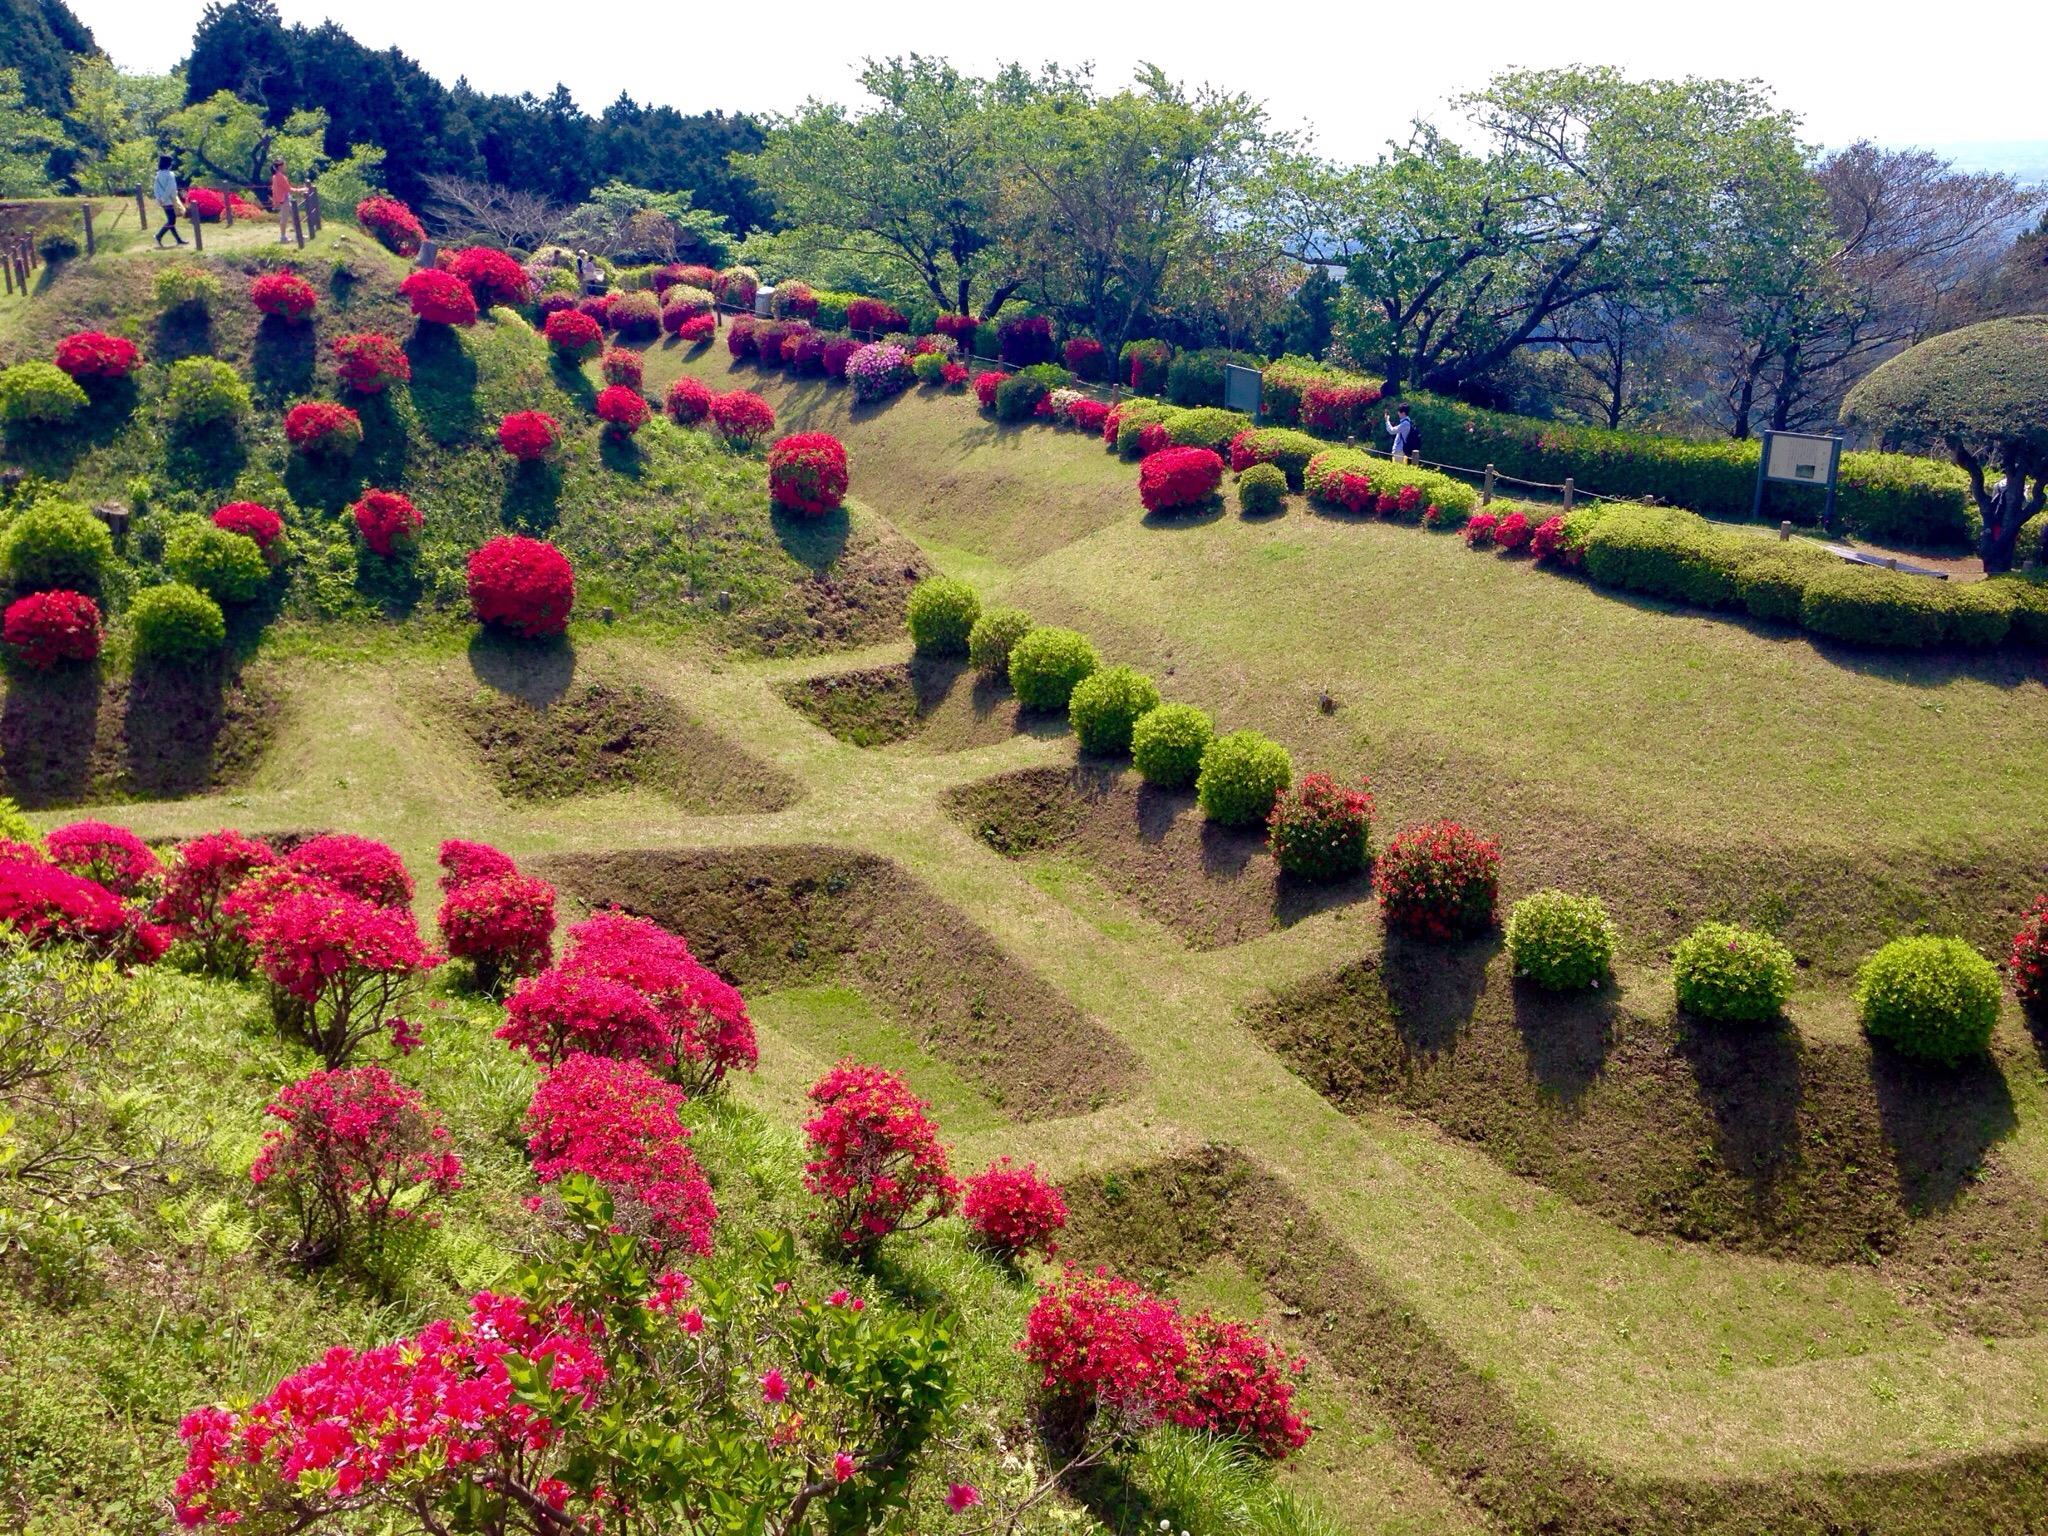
778 655 1029 750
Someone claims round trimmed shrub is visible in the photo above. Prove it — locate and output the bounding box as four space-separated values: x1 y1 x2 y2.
131 582 226 663
1131 703 1213 789
1007 626 1098 711
450 246 529 309
1506 890 1617 991
0 361 90 428
1855 936 2001 1065
251 270 318 323
283 400 363 458
1671 921 1795 1022
967 607 1033 678
1196 730 1292 828
154 264 219 313
905 577 981 657
994 373 1051 422
594 385 650 437
1238 463 1287 516
400 269 478 326
1267 773 1373 881
607 290 662 340
467 536 574 639
351 490 423 558
498 410 560 462
1139 445 1224 512
162 357 250 433
543 308 603 360
1376 821 1500 940
53 330 140 383
5 500 114 591
766 433 850 515
165 520 269 604
665 376 714 425
329 332 410 395
3 590 101 668
1067 665 1160 756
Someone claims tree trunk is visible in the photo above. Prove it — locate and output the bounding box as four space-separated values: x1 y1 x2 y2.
1967 449 2041 575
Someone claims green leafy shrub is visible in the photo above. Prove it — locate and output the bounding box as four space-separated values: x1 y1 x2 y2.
1580 506 1746 609
4 499 114 591
1855 935 2001 1065
36 224 81 263
1506 890 1617 991
1258 357 1339 426
994 373 1050 423
161 357 251 433
1672 921 1795 1022
1116 401 1179 459
1165 407 1252 453
0 362 90 428
1131 703 1213 789
1067 665 1160 755
1007 626 1098 711
154 263 220 312
1797 565 1949 649
1230 428 1321 489
1732 543 1833 624
904 577 980 656
2018 512 2048 567
131 581 227 662
165 520 270 605
1993 572 2048 647
1165 348 1257 408
967 606 1032 677
1237 463 1287 516
1196 730 1292 827
1122 338 1173 395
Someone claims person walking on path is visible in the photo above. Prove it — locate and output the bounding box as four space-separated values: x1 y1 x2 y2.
152 154 186 247
270 160 305 243
1384 403 1418 463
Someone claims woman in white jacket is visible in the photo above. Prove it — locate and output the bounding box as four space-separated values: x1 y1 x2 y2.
152 154 186 247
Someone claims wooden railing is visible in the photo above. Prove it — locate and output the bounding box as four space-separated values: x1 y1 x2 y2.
129 184 325 252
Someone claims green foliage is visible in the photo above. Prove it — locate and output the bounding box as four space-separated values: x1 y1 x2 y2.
2018 512 2048 567
1580 505 1746 609
0 362 89 428
1672 921 1795 1022
0 796 34 844
4 498 114 591
0 68 62 196
1165 407 1252 452
160 358 251 434
1131 702 1214 788
1196 729 1292 827
1843 317 2048 475
1732 543 1833 624
1007 625 1098 711
1797 565 1952 649
905 576 981 656
35 222 80 263
153 264 221 313
966 605 1032 677
130 581 227 662
1854 936 2002 1066
1233 428 1321 488
1067 664 1161 755
993 373 1049 422
1115 399 1178 458
164 519 270 606
1505 890 1618 991
1165 348 1257 407
1237 463 1287 516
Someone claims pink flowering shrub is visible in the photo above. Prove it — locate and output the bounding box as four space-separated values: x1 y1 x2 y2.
802 1061 957 1251
2011 898 2048 1014
709 390 775 448
845 342 912 404
399 268 478 326
543 307 603 360
600 346 644 388
1376 820 1501 941
1300 379 1382 437
4 589 101 668
438 837 516 892
212 502 284 556
1267 773 1374 882
1181 1313 1313 1458
1065 397 1111 434
351 489 422 558
1139 446 1224 512
52 329 139 381
498 409 561 462
451 246 530 309
962 1158 1066 1258
1463 511 1498 548
607 290 662 340
676 311 716 345
283 400 363 458
0 854 166 965
973 371 1004 410
1530 514 1568 564
468 535 575 638
438 872 557 992
242 884 437 1066
329 331 410 394
250 1065 462 1265
46 819 159 896
727 314 760 358
665 375 713 425
525 1052 716 1255
940 360 969 388
1494 511 1533 552
595 385 651 437
151 829 279 973
251 270 318 323
1062 336 1107 381
787 332 828 374
767 432 849 515
288 832 414 908
499 965 669 1065
845 297 907 334
775 280 818 318
355 194 424 256
821 336 860 380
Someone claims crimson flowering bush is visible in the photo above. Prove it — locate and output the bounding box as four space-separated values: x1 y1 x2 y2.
46 819 159 896
250 1064 462 1265
715 267 759 308
1267 773 1375 882
214 501 285 558
1139 445 1224 512
578 295 612 330
940 360 969 388
439 872 557 992
845 297 907 334
329 331 410 394
997 314 1053 366
607 290 662 340
1494 511 1533 552
1463 511 1498 548
802 1061 957 1251
775 281 818 318
52 329 139 381
821 336 860 380
1062 336 1107 381
709 390 775 449
600 346 644 388
675 311 716 345
543 307 603 360
525 1052 717 1254
0 853 166 965
469 535 575 638
727 314 760 359
754 321 804 367
2011 898 2048 1014
1373 483 1424 520
767 432 850 515
1065 397 1111 434
355 194 424 256
351 489 422 558
669 262 719 290
399 268 479 326
973 370 1004 410
664 376 713 425
962 1158 1066 1258
251 270 318 323
183 186 227 221
1376 821 1501 941
243 884 438 1066
595 385 651 437
151 828 278 973
288 832 415 908
1530 514 1568 563
1134 421 1170 458
1181 1313 1312 1458
1300 379 1382 437
4 589 101 668
283 400 363 458
499 964 669 1066
438 837 516 892
787 332 828 374
498 409 561 462
451 246 530 309
935 311 979 343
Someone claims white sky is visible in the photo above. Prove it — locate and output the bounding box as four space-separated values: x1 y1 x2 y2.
61 0 2048 165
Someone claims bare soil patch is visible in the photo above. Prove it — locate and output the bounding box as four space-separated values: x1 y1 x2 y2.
727 516 931 658
537 843 1141 1120
778 657 1029 751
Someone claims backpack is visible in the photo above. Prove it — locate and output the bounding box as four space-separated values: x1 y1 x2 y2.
1399 418 1420 458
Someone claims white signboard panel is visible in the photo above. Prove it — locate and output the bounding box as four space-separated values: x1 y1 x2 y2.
1763 431 1837 486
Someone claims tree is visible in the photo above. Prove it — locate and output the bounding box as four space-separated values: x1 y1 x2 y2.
64 56 183 195
422 173 563 249
165 88 326 186
0 67 63 195
555 180 731 265
183 0 295 117
1842 316 2048 572
0 0 95 116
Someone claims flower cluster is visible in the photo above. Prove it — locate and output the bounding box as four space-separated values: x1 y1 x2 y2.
329 331 410 394
151 828 279 973
288 832 414 907
0 851 166 966
674 311 716 345
1062 336 1107 380
1463 511 1498 547
998 314 1054 367
3 589 101 668
664 376 713 425
543 307 602 360
468 535 575 638
822 336 861 379
775 280 818 318
1375 820 1500 941
709 390 775 448
1138 445 1224 513
351 489 422 558
973 370 1005 410
437 838 515 891
595 384 651 436
600 346 643 389
845 297 907 334
524 1052 717 1254
1061 397 1111 434
2011 897 2048 1014
1529 513 1568 564
1493 511 1532 552
46 819 159 895
355 194 424 256
607 290 661 339
283 400 363 458
399 268 479 326
802 1061 957 1250
766 432 850 515
497 409 560 462
52 329 139 381
1267 773 1374 882
437 842 555 992
846 342 912 404
451 246 530 309
962 1158 1066 1258
1299 379 1382 437
935 312 979 343
251 270 318 322
241 883 437 1066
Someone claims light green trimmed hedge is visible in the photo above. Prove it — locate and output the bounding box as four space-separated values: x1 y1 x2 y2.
1131 703 1213 788
1302 448 1479 523
1007 626 1098 711
1068 665 1161 755
1165 407 1253 453
1855 935 2001 1065
906 577 980 656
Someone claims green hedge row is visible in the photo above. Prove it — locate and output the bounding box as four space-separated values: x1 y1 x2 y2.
1301 447 1480 523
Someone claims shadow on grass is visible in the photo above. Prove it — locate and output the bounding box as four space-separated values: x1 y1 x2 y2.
1672 1010 1801 1191
907 653 966 715
353 548 423 619
501 460 563 534
1512 981 1620 1106
161 421 247 493
250 315 316 405
406 323 479 446
151 302 212 363
0 663 99 807
1139 496 1227 531
467 629 576 706
598 432 645 479
352 390 410 488
771 505 848 575
1869 1042 2016 1213
1382 928 1497 1056
549 355 597 412
123 657 232 797
283 451 368 516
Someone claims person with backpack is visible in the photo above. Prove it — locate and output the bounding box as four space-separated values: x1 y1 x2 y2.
1385 402 1419 462
152 154 186 247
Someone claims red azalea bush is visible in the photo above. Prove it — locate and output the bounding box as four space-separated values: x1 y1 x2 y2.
973 371 1004 410
1062 336 1107 381
250 1064 462 1265
1064 398 1111 434
726 314 760 359
251 270 318 323
821 336 860 380
607 290 661 340
450 246 529 309
962 1158 1066 1258
594 385 651 437
525 1052 717 1255
775 281 818 318
0 854 166 965
46 819 159 895
283 400 363 458
578 295 612 330
52 329 139 381
664 376 713 425
4 589 101 668
1463 511 1498 548
1268 773 1375 882
242 884 437 1066
1376 820 1501 941
558 909 756 1094
399 268 479 326
498 409 560 462
437 838 516 893
935 312 979 343
1139 445 1224 512
468 535 575 638
499 965 669 1066
288 832 414 908
438 871 556 991
1494 511 1533 552
600 346 643 388
1135 421 1170 458
845 297 907 334
940 360 969 388
669 262 719 290
675 311 716 345
183 187 227 222
1530 514 1568 563
151 829 278 973
708 390 774 448
715 267 759 308
2011 898 2048 1013
766 432 849 515
787 332 828 374
1180 1313 1313 1459
998 314 1054 367
351 489 422 558
802 1061 957 1251
329 331 410 394
355 194 424 256
543 308 602 360
1300 379 1382 437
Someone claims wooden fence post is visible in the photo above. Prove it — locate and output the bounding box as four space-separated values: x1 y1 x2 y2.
291 198 305 248
190 211 203 251
81 204 95 256
1562 477 1575 511
224 193 234 228
306 188 321 236
1482 464 1496 505
135 187 147 225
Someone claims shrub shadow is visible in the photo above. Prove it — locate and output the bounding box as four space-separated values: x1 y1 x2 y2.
250 315 316 405
771 505 849 576
405 324 479 445
352 391 410 488
549 355 597 412
1139 496 1227 531
1672 1011 1802 1194
1868 1042 2016 1213
1272 864 1375 932
501 460 563 535
598 433 645 479
466 630 576 707
151 303 212 363
1133 782 1193 846
0 664 100 806
123 658 230 797
1381 928 1496 1056
1512 981 1620 1106
282 452 368 516
905 653 966 716
354 550 423 619
161 422 247 493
